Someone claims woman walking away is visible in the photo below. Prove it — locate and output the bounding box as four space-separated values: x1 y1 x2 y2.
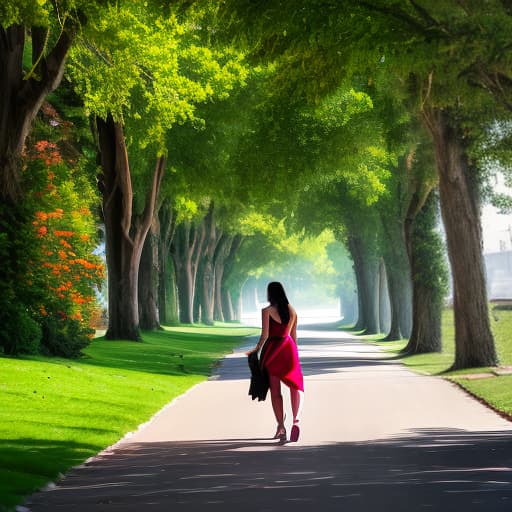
248 282 304 442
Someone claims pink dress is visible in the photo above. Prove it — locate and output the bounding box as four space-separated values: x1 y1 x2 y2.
261 316 304 392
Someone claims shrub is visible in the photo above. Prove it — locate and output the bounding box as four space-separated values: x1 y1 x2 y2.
0 304 42 355
40 316 94 358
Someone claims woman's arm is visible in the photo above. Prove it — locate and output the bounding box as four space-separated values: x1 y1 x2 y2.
290 307 297 344
247 308 270 354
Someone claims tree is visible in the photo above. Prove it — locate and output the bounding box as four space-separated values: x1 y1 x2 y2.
0 2 107 203
68 2 246 338
0 92 103 357
171 216 206 324
326 241 357 324
350 1 503 366
200 0 507 367
403 188 448 354
156 202 178 324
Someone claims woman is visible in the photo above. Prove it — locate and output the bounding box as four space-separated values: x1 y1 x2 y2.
249 282 304 442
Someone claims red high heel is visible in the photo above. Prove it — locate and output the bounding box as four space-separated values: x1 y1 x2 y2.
290 421 300 442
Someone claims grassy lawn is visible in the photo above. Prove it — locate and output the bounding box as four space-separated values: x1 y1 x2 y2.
374 308 512 418
0 324 257 511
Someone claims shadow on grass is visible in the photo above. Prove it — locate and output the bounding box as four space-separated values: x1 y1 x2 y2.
78 327 250 378
0 437 105 510
163 322 258 332
24 429 512 511
298 320 362 333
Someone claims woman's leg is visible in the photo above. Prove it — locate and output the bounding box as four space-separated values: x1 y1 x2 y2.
289 388 303 442
269 374 284 428
290 389 303 424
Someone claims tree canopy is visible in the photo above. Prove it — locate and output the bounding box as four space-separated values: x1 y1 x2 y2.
1 0 511 370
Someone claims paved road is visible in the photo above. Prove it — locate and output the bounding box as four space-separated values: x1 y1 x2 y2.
26 329 512 511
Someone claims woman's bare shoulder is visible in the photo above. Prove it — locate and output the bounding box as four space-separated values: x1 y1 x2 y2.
262 305 273 316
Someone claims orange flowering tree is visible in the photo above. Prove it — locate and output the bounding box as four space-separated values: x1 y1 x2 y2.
23 137 104 356
0 97 104 357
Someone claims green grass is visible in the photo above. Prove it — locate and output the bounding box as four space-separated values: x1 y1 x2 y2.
0 323 257 511
373 309 512 418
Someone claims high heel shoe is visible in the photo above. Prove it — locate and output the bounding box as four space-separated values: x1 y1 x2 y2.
273 425 287 441
290 421 300 442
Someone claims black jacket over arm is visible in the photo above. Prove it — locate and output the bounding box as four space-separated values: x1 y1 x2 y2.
248 350 269 401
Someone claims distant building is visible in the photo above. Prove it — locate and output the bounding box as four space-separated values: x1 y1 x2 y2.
485 251 512 300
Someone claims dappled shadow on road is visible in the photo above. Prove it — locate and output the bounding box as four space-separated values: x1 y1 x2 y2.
26 429 512 511
215 333 401 382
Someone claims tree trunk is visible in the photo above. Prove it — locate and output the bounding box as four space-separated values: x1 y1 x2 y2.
193 264 202 323
172 223 194 324
379 259 391 335
0 24 75 202
348 236 380 334
176 259 194 324
221 289 235 322
198 203 220 325
236 288 243 322
382 260 403 340
230 279 246 322
138 218 160 330
423 107 497 368
157 204 177 324
380 216 413 341
171 221 205 324
213 234 234 322
165 257 179 324
220 234 243 322
97 115 165 340
159 252 179 325
191 221 205 320
403 190 446 354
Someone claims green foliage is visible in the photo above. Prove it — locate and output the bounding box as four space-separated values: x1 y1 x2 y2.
411 191 448 309
233 221 341 307
0 303 42 356
0 200 43 357
0 1 48 25
67 0 248 218
68 2 247 133
39 316 92 358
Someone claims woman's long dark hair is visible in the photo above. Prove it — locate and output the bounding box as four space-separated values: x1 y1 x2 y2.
267 282 290 324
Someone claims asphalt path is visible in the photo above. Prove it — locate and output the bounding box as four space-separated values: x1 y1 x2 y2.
25 328 512 511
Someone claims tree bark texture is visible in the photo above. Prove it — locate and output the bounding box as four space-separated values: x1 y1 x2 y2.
138 218 160 330
157 205 177 325
97 115 165 340
403 188 445 354
221 289 235 322
423 107 497 368
381 219 413 341
220 234 243 322
348 235 380 334
212 235 229 322
171 221 205 324
198 203 221 325
0 24 75 202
